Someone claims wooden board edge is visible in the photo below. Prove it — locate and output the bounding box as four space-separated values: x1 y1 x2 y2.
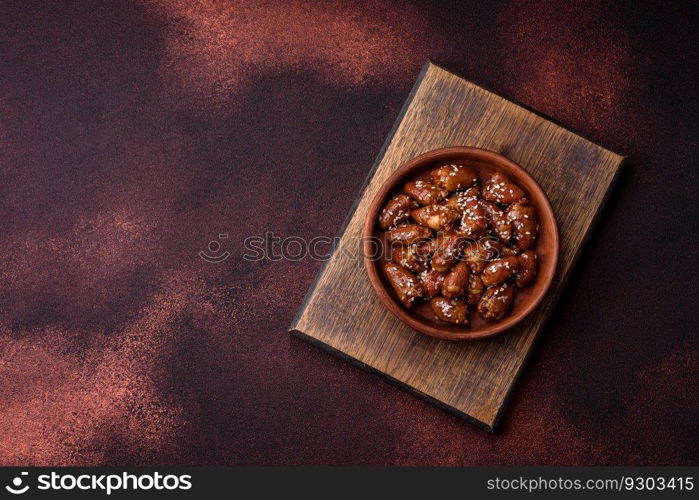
427 61 629 161
289 327 496 432
490 157 628 431
289 60 434 332
291 60 627 333
289 157 627 433
288 60 629 432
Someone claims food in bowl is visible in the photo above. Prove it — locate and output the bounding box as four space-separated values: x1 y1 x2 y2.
378 163 539 326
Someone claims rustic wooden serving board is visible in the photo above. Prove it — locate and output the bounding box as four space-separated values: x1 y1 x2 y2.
290 62 625 431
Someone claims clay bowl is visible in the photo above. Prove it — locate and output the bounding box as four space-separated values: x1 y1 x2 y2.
363 147 559 341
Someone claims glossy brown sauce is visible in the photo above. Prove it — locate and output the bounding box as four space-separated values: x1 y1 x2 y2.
377 162 539 328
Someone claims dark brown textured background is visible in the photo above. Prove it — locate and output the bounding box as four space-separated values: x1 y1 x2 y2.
0 0 696 465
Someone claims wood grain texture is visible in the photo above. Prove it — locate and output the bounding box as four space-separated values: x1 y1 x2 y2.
290 62 625 432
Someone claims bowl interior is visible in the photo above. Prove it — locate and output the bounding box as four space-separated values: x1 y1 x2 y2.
364 147 558 341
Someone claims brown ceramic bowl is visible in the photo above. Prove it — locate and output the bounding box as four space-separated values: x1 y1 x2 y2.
363 147 559 341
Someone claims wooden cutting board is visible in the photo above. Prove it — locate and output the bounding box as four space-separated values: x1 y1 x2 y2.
289 62 625 431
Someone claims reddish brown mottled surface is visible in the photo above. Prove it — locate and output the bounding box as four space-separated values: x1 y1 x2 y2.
0 0 697 465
